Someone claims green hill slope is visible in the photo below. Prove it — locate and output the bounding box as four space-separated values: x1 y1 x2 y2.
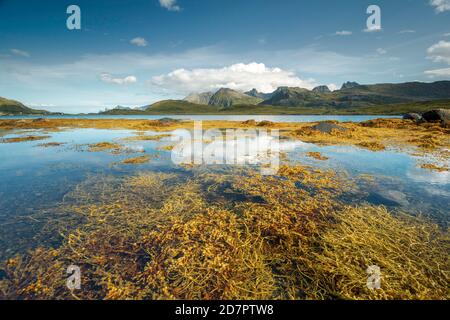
208 88 263 108
0 97 51 115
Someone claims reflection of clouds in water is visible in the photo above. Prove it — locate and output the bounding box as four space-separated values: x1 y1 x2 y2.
171 131 307 165
124 144 145 153
423 186 450 197
407 167 450 185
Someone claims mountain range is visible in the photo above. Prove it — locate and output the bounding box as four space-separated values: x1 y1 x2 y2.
2 80 450 116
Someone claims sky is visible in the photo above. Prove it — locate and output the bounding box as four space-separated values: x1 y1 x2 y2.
0 0 450 113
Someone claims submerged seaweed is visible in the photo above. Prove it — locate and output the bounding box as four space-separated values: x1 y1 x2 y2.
0 165 448 300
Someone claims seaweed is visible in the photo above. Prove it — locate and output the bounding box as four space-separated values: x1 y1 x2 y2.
1 165 447 300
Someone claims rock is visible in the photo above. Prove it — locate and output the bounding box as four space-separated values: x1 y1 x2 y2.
403 113 422 121
341 81 360 90
312 85 331 93
310 122 348 134
31 117 49 123
369 190 409 207
422 109 450 122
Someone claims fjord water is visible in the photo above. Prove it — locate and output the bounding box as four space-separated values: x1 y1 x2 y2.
1 114 399 122
0 126 448 260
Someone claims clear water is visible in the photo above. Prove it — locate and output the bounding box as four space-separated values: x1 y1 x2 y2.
0 127 448 259
1 114 399 123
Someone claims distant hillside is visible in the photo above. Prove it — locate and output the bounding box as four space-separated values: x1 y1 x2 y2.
263 81 450 108
261 86 322 107
244 88 274 100
99 80 450 115
118 99 450 115
312 85 331 93
145 100 219 114
0 97 51 115
208 88 263 108
183 92 214 105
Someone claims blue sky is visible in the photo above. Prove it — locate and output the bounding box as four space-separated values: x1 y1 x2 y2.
1 0 450 113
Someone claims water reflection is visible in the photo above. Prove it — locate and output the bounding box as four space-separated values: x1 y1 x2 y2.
0 127 448 259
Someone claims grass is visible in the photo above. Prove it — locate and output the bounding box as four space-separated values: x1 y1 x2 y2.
0 165 448 300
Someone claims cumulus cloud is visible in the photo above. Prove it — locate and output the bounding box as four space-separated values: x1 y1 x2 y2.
425 41 450 77
430 0 450 13
10 48 30 57
425 68 450 76
427 40 450 64
130 37 148 47
376 48 387 55
151 62 316 93
335 30 352 36
100 73 137 85
159 0 181 11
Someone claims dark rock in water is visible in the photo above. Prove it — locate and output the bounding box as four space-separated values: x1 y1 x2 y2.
422 109 450 122
403 113 422 121
368 190 409 207
257 120 275 127
310 122 348 134
32 117 49 123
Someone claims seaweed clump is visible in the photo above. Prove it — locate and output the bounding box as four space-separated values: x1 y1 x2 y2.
0 135 50 143
0 166 448 300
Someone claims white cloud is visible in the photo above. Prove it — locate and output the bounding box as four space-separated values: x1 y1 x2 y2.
130 37 148 47
427 40 450 64
100 73 137 85
10 48 30 57
430 0 450 13
376 48 387 55
445 33 450 36
425 68 450 76
398 30 416 34
152 62 316 93
159 0 181 12
335 30 352 36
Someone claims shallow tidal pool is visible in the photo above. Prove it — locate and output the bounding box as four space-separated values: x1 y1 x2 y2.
0 126 448 300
